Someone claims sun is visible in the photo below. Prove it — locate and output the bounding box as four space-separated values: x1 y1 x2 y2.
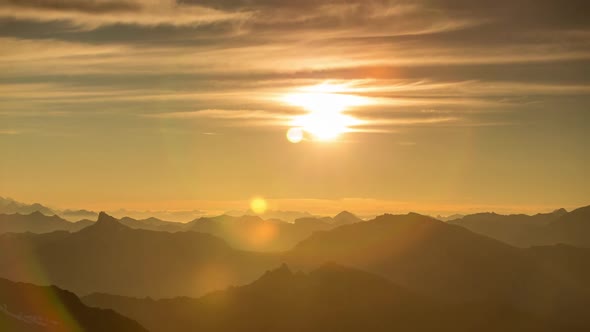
282 83 369 142
291 109 358 141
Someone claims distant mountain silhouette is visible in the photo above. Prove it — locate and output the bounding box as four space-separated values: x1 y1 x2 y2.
293 210 362 226
0 278 146 332
0 197 55 216
226 209 317 222
285 213 590 326
60 209 99 221
450 206 590 247
332 210 362 225
527 205 590 247
0 212 91 234
0 211 183 235
83 263 562 332
0 207 362 252
0 212 280 298
185 211 362 251
118 216 185 232
108 209 206 223
436 213 465 221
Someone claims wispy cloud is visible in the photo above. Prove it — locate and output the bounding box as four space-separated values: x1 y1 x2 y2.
148 109 293 120
0 0 248 28
0 129 20 135
1 0 589 138
146 109 294 128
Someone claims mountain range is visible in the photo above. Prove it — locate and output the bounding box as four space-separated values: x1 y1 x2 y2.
82 263 564 332
0 210 363 252
184 211 362 251
284 212 590 326
450 206 590 247
0 212 92 234
0 212 280 298
0 197 55 216
1 206 589 330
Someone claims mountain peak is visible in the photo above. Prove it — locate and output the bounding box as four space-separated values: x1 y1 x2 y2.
254 264 294 286
85 212 128 232
29 210 45 217
97 211 118 222
332 211 361 225
334 210 355 218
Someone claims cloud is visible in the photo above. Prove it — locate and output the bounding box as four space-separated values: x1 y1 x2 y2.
0 0 248 28
1 1 589 139
147 109 294 127
149 109 292 120
0 0 141 14
0 129 20 135
146 107 467 133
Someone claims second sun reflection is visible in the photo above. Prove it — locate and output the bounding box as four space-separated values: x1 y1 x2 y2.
282 83 371 143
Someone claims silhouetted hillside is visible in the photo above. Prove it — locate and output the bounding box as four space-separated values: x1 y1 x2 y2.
285 213 590 327
450 206 590 247
0 212 91 234
0 212 280 298
287 213 528 300
0 278 146 332
83 264 557 332
448 209 565 245
529 205 590 247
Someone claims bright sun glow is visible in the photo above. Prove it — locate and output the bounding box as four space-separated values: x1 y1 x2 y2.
291 110 359 141
283 83 369 142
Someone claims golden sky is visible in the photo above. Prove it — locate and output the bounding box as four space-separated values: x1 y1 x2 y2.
0 0 589 215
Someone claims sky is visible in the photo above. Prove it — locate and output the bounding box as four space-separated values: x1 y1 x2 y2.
0 0 589 216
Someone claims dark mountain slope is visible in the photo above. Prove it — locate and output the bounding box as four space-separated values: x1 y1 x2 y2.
285 213 590 327
529 205 590 247
449 205 590 247
0 212 90 234
287 213 529 300
449 209 566 246
83 264 557 332
0 278 146 332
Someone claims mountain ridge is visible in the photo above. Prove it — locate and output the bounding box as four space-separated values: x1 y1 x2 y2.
82 263 564 332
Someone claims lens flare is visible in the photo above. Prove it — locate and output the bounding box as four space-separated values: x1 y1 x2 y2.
286 127 304 143
250 197 268 214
